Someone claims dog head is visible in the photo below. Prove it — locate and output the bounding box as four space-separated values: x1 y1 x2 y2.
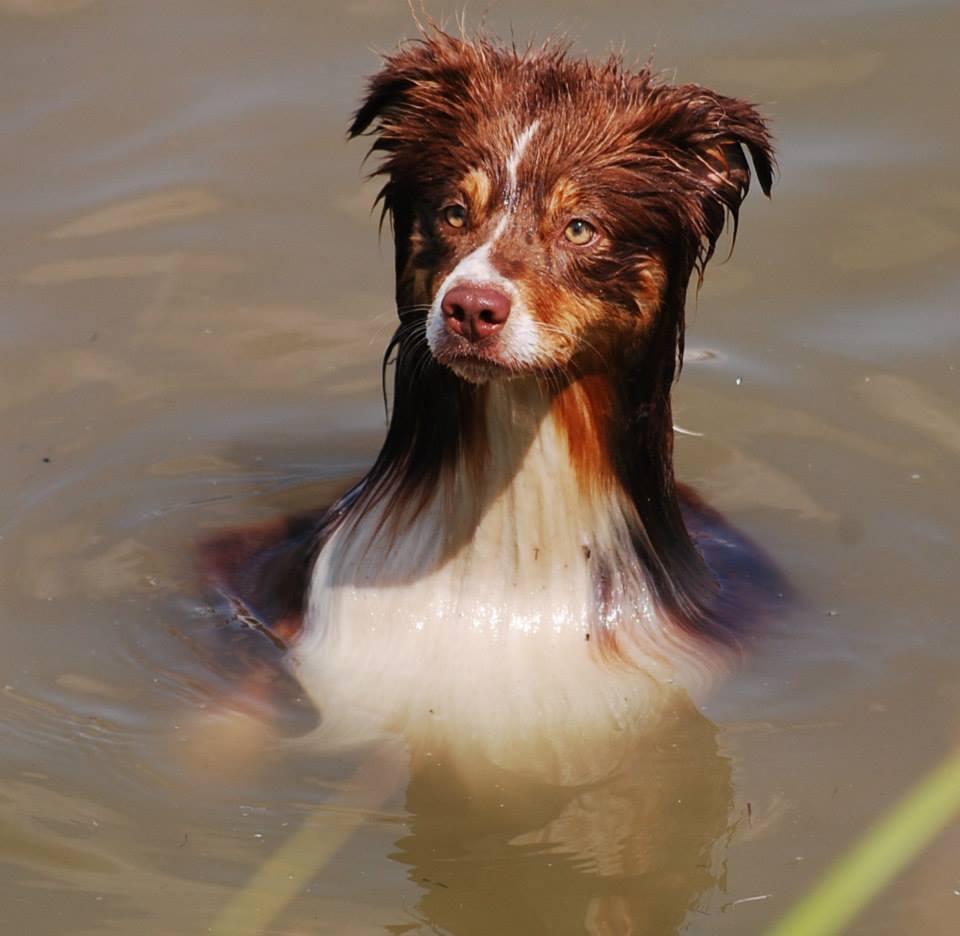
350 31 774 386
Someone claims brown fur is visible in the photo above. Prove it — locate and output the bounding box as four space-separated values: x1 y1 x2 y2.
552 373 616 491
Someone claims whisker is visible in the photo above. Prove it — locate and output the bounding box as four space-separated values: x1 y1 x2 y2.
534 322 609 367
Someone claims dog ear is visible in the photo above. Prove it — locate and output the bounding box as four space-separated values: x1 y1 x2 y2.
348 38 475 296
674 89 775 267
693 93 774 249
348 57 420 145
695 94 774 198
348 45 434 216
348 45 437 297
348 36 473 166
628 82 774 278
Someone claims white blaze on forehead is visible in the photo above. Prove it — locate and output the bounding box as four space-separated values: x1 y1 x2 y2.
457 119 542 251
426 120 544 370
504 119 541 211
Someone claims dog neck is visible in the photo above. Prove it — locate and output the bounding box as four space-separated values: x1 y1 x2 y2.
327 375 627 582
339 375 635 598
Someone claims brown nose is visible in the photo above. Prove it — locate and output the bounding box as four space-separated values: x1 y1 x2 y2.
441 284 511 342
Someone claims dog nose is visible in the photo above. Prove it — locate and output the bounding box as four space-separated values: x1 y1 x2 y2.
441 284 511 342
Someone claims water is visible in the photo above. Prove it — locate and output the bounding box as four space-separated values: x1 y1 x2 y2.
2 1 958 933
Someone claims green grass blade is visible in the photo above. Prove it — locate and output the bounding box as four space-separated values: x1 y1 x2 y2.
209 749 403 936
765 747 960 936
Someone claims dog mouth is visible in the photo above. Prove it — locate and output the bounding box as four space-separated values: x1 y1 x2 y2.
432 344 520 384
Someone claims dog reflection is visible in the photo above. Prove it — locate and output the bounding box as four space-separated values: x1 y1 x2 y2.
395 703 730 936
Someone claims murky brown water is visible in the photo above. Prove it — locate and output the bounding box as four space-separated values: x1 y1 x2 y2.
2 1 959 934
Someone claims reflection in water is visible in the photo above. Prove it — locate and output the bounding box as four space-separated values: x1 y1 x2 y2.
188 620 731 935
177 585 731 933
395 704 730 936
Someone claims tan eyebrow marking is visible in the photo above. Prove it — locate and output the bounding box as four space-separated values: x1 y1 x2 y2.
461 168 492 214
546 176 581 220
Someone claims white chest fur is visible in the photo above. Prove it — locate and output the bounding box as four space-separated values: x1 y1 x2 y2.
294 381 707 779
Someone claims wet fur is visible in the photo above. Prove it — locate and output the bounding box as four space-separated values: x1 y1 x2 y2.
200 31 784 776
348 33 774 646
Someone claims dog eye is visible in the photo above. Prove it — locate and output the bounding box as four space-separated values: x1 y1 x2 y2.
563 218 596 246
442 204 468 229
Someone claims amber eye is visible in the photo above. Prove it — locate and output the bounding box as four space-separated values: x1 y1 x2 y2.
563 218 596 246
442 204 468 229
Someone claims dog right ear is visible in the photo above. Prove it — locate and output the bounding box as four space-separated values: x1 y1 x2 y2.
348 63 416 144
348 35 473 159
348 36 476 295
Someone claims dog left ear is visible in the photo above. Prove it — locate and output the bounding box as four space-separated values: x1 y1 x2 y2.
698 94 774 197
681 91 775 262
348 37 471 178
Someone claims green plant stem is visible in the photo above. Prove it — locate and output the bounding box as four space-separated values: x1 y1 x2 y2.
766 747 960 936
208 747 404 936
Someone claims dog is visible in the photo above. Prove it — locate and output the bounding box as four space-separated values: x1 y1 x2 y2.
202 31 783 781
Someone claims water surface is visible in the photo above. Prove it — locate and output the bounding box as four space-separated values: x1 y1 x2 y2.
2 1 959 933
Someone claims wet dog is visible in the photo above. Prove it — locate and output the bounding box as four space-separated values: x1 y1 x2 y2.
202 31 782 779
